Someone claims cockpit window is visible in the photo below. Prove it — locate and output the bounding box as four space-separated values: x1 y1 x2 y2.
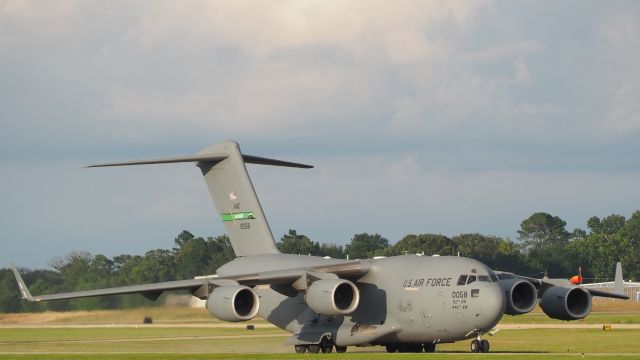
466 275 476 284
478 275 490 282
457 275 468 286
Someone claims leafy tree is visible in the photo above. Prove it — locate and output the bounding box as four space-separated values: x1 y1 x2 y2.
138 249 176 283
318 243 345 259
175 236 210 279
345 233 389 259
277 229 319 255
571 228 587 241
173 230 196 250
50 251 94 291
620 211 640 280
517 212 570 251
391 234 453 256
206 235 235 274
453 234 499 263
493 239 536 275
0 269 22 313
587 215 626 235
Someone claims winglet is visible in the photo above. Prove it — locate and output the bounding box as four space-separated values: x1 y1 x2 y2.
11 264 37 302
614 262 624 295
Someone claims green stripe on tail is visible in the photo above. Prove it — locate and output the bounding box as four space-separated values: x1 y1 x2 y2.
221 212 256 222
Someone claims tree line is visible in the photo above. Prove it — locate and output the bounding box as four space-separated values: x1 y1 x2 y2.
1 210 639 313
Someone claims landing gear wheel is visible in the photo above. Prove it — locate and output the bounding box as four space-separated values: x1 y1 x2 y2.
385 344 398 353
470 339 481 353
335 345 347 353
480 339 490 353
308 344 320 353
424 343 436 353
321 343 333 353
294 345 307 353
412 343 423 353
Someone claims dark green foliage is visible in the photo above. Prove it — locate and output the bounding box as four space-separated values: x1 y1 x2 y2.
345 233 389 259
277 229 345 258
318 243 345 259
518 212 570 251
277 229 320 255
0 269 22 313
0 230 234 313
386 234 452 257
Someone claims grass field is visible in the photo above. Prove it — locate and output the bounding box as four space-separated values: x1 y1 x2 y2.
1 327 640 357
0 304 639 359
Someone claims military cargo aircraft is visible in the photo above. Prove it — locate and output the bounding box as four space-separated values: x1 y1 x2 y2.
12 140 629 353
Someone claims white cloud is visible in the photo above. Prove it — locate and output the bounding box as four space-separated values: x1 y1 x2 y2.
2 1 640 267
597 8 640 135
600 11 640 48
514 58 531 85
603 78 640 133
461 41 543 63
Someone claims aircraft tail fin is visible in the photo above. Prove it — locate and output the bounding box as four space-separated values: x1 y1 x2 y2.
614 262 624 295
88 140 312 257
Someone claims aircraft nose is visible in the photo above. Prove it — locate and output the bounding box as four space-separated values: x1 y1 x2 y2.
470 282 505 331
480 282 506 330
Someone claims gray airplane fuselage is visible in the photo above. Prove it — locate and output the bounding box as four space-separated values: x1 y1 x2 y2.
218 253 505 346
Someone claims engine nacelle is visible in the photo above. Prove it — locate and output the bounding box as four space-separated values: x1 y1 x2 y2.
539 286 592 320
206 285 259 322
499 278 538 315
305 279 360 316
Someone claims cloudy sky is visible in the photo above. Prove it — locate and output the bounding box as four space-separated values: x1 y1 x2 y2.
2 1 639 269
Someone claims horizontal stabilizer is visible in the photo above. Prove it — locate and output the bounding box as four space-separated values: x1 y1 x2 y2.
86 153 229 168
242 155 313 168
87 154 312 169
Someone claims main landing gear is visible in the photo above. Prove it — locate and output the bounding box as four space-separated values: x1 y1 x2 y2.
294 342 345 354
470 338 490 353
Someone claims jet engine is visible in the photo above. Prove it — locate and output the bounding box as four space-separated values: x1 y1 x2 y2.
499 278 538 315
305 279 360 316
206 285 259 322
539 286 592 320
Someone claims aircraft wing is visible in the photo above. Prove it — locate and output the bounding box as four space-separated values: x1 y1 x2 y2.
12 261 369 302
585 288 629 300
495 271 629 300
12 265 208 302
